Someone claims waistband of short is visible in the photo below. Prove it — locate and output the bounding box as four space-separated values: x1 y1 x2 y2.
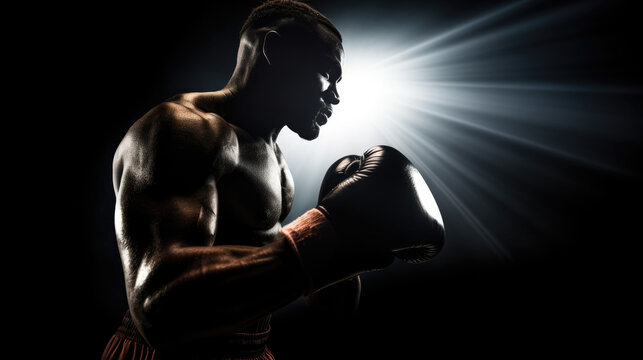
116 310 272 358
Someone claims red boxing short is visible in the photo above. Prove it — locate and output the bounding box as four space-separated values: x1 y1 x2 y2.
101 311 275 360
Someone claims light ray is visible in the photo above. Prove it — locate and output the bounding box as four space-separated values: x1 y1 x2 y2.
277 0 640 265
376 0 531 67
395 1 595 71
403 102 626 174
428 81 643 94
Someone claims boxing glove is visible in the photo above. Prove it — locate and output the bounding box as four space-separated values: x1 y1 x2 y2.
281 145 444 294
317 145 445 264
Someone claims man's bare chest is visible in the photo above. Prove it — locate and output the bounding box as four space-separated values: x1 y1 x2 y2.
216 144 295 238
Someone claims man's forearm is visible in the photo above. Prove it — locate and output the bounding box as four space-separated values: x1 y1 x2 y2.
131 235 307 349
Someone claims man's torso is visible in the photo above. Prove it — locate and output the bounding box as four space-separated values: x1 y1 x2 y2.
170 94 296 247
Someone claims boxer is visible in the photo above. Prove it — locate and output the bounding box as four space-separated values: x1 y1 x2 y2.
102 1 444 359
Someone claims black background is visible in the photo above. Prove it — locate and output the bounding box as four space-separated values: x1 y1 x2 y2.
34 0 641 358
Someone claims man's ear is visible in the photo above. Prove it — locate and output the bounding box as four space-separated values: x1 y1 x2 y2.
262 30 281 65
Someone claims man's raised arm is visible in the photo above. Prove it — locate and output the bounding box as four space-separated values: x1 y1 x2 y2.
113 102 307 351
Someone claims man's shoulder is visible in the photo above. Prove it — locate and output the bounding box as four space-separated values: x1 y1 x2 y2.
116 98 241 180
143 99 237 145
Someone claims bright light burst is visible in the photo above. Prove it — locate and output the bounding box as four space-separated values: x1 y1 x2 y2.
277 0 640 267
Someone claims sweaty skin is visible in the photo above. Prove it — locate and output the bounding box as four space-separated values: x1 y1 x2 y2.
112 22 342 352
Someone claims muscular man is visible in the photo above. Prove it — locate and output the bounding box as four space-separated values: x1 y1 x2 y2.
102 1 445 359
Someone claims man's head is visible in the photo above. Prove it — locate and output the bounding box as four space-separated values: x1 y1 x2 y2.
230 0 343 140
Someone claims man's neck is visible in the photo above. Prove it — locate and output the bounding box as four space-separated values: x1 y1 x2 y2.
193 86 284 144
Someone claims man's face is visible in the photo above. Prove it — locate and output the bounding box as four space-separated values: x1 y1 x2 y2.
280 25 343 140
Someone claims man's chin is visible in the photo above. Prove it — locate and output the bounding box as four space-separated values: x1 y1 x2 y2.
290 122 320 141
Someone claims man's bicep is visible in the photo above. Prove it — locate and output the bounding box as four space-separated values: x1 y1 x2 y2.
116 170 219 251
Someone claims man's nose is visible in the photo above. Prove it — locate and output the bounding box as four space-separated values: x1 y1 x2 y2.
324 85 340 105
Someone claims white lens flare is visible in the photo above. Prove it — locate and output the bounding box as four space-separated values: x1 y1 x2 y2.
328 56 414 138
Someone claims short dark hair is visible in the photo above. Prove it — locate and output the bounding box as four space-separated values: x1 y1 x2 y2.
240 0 342 42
